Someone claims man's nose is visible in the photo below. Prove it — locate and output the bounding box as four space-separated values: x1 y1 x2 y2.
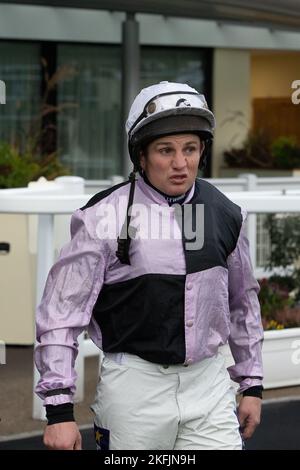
172 150 187 169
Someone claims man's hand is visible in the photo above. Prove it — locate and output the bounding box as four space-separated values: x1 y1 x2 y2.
43 422 82 450
238 396 261 440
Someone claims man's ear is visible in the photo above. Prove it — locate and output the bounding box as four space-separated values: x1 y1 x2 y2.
200 141 205 156
198 141 207 170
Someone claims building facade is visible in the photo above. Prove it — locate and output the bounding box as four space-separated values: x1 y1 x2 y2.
0 1 300 179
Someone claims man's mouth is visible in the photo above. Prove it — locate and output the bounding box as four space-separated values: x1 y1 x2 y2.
169 175 188 182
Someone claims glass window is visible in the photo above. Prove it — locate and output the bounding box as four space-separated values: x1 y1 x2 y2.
56 45 210 180
141 47 209 96
140 47 212 177
0 42 40 151
57 44 122 180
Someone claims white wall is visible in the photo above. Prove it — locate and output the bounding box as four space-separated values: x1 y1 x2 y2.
212 49 251 177
251 51 300 98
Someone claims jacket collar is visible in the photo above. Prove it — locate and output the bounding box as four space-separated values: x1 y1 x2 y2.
136 174 195 206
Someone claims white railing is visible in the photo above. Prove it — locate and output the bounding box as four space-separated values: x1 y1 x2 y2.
210 173 300 193
211 174 300 274
86 173 300 274
85 173 300 193
1 175 300 420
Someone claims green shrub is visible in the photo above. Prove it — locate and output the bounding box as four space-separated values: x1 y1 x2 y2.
259 214 300 330
265 214 300 295
0 142 38 189
271 136 300 169
0 141 69 189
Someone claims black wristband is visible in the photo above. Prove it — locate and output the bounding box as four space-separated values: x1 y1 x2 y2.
242 385 263 399
46 402 75 426
45 388 71 397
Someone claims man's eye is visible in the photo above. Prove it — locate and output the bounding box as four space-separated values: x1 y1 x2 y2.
185 146 196 153
159 147 172 154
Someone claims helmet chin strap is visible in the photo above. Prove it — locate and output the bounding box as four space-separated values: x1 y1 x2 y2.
115 166 190 265
115 170 137 265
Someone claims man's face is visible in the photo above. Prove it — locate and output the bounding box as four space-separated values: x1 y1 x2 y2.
140 134 205 196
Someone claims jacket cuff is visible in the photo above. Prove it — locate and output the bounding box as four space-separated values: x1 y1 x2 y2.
43 387 73 406
45 402 75 425
242 385 263 399
237 377 263 394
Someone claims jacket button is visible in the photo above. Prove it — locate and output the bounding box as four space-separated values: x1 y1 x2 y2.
162 365 169 369
186 320 194 327
186 283 193 290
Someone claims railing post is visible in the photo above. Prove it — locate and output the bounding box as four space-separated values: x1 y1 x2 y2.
32 214 54 420
74 332 84 402
239 174 257 270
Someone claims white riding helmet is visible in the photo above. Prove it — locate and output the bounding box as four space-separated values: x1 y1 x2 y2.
126 81 216 168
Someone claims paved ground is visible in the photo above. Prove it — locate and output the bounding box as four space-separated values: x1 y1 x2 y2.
1 399 300 450
0 346 99 436
1 346 300 449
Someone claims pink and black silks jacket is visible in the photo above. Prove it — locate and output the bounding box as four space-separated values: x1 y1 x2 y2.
35 176 264 406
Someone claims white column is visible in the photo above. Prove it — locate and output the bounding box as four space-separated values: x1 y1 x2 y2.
74 332 84 402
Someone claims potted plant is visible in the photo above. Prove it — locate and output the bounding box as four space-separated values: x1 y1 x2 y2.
0 61 76 189
221 130 300 177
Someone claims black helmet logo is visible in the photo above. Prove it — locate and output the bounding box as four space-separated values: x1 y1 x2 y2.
175 98 191 107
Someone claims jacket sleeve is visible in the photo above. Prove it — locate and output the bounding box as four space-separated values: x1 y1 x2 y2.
227 210 264 393
34 208 108 405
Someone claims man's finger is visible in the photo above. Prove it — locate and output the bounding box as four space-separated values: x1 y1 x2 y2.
241 421 257 440
74 432 82 450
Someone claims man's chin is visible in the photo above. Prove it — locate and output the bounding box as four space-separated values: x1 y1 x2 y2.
166 180 190 194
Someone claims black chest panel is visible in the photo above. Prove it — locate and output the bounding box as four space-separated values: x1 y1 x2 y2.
179 179 242 274
91 179 242 365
